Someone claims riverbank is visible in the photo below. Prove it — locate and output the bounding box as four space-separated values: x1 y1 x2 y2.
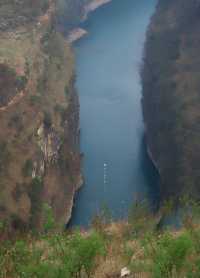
66 0 112 43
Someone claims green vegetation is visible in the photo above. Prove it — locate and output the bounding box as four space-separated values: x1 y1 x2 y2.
1 201 200 277
151 233 192 277
0 228 105 278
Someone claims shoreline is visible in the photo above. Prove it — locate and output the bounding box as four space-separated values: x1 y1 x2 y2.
67 27 88 43
66 173 84 225
66 0 112 43
84 0 112 19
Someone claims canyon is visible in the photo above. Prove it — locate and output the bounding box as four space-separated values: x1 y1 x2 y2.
2 0 200 231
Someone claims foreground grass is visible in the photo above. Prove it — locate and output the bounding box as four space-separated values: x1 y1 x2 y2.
1 202 200 278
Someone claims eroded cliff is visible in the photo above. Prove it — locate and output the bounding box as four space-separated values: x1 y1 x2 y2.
0 0 82 230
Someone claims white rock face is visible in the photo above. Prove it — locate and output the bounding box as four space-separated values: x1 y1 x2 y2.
37 124 61 164
121 267 131 277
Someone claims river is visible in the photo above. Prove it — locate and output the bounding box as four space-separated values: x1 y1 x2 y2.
70 0 159 226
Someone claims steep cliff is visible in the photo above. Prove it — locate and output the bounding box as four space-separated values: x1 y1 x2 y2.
0 0 82 230
142 0 200 202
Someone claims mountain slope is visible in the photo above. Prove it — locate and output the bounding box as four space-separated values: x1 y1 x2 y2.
0 0 82 230
142 0 200 202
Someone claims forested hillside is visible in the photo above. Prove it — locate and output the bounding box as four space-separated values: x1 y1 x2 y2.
142 0 200 202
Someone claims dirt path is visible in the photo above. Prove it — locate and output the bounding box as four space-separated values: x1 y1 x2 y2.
0 90 25 112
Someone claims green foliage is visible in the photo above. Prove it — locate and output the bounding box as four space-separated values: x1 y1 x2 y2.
0 230 106 278
4 199 200 277
64 231 106 277
151 233 192 278
123 242 135 264
42 203 55 233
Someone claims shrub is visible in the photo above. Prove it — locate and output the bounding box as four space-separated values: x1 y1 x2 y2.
64 231 106 277
152 232 193 278
42 203 55 233
0 229 106 278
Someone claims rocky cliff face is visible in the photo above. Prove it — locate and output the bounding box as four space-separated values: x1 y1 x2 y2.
142 0 200 202
0 0 82 230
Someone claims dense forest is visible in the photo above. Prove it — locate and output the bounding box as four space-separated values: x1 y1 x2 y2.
142 0 200 202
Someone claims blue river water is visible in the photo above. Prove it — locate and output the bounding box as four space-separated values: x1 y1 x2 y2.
70 0 159 226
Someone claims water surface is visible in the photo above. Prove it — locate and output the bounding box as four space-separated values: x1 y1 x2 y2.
70 0 159 226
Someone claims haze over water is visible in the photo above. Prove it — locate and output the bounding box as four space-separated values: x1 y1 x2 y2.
70 0 159 226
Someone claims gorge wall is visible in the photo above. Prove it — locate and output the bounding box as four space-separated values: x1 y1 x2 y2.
142 0 200 202
0 0 83 230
